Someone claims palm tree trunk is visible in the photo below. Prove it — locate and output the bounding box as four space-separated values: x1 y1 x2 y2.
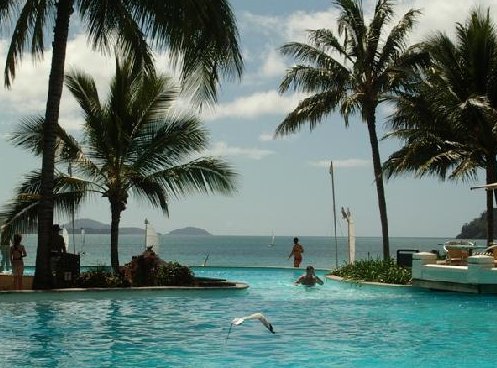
366 109 390 260
110 199 122 273
486 156 497 245
32 0 74 290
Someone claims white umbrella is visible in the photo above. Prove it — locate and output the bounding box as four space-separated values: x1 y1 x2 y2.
470 183 497 190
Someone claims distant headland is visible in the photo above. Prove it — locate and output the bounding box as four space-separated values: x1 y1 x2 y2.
169 227 212 236
60 218 211 235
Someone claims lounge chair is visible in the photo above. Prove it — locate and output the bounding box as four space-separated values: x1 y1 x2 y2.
483 244 497 265
445 248 469 265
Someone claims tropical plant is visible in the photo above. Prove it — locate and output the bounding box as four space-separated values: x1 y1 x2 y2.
75 266 129 288
275 0 427 260
330 258 412 285
384 8 497 244
0 0 243 289
2 56 238 272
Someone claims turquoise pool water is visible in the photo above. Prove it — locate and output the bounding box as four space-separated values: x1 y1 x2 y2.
1 267 497 367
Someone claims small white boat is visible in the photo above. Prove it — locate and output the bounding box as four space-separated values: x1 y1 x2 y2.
268 232 275 247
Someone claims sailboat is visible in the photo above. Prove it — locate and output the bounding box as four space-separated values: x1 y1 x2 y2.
144 218 160 255
268 232 276 247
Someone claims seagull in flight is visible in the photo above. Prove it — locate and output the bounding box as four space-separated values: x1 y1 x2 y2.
226 313 275 340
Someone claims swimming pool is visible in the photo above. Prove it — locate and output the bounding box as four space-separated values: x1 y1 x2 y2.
1 267 496 367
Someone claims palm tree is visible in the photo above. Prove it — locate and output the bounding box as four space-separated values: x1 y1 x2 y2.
275 0 426 260
384 8 497 244
0 1 243 289
2 56 238 272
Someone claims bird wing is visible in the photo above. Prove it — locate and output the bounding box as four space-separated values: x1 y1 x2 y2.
246 313 275 334
230 313 275 334
244 313 264 321
231 317 245 325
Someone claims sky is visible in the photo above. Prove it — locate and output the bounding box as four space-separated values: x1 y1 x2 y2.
0 0 495 238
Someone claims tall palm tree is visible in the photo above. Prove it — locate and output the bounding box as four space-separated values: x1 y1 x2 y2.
0 0 243 289
275 0 426 260
2 56 238 272
384 8 497 244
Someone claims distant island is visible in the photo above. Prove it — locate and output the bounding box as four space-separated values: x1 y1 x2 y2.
60 218 210 236
169 227 212 236
61 218 146 234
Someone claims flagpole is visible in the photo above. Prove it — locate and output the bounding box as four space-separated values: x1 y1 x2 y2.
144 218 149 250
68 162 75 253
329 161 338 269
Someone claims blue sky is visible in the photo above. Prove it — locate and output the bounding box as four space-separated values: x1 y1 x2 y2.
0 0 495 237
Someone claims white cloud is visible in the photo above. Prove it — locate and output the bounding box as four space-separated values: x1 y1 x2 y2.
203 90 306 121
207 141 274 160
310 159 370 168
0 133 10 141
261 49 287 78
405 0 497 43
259 132 275 142
284 9 340 41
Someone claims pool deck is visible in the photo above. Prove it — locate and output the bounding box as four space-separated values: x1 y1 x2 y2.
412 252 497 293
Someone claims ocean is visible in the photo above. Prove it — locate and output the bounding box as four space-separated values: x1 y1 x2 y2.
17 234 453 270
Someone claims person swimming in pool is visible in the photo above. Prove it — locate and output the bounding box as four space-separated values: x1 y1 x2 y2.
288 237 304 267
295 266 323 286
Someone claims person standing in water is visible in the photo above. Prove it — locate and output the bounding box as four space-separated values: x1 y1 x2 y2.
295 265 324 286
10 234 27 290
288 237 304 267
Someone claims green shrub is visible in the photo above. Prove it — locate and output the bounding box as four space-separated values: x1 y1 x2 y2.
75 266 129 288
155 262 195 286
330 258 412 285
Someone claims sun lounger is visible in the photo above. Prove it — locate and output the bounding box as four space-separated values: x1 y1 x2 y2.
445 248 469 265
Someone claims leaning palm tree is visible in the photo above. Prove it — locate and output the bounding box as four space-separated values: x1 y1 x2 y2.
0 1 242 289
384 8 497 244
2 56 238 272
275 0 426 260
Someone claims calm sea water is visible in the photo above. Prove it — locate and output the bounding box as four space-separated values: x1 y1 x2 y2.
17 234 450 269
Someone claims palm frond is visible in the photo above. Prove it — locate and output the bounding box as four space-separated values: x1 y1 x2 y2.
366 0 394 67
275 92 343 137
129 0 243 106
334 0 367 61
279 64 349 95
146 157 238 198
130 116 209 174
0 169 96 238
4 0 52 88
377 8 421 72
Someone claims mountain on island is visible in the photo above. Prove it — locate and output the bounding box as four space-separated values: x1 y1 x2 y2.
60 218 210 236
169 227 212 236
457 209 497 239
61 218 145 234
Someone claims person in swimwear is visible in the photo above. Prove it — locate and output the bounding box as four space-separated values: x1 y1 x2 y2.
10 233 27 290
288 237 304 267
295 265 323 286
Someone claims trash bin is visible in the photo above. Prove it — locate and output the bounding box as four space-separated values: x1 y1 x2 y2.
53 253 80 288
396 249 419 268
